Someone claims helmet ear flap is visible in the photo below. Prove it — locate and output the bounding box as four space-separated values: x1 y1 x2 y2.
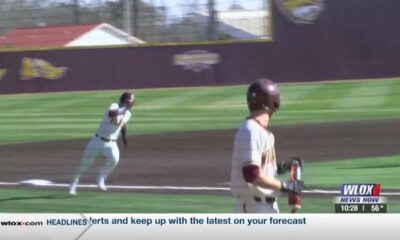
274 101 280 111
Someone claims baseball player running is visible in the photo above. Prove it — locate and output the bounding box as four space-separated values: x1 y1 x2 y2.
230 79 303 213
68 91 135 195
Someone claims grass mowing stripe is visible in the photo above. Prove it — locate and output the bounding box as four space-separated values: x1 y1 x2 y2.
0 124 96 129
0 119 101 123
143 92 196 107
188 88 238 106
1 107 399 117
36 97 89 109
384 80 400 107
280 84 322 102
288 82 363 110
143 87 227 107
333 81 396 109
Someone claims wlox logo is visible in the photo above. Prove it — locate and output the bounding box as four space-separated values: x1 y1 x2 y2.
341 184 381 196
338 184 381 203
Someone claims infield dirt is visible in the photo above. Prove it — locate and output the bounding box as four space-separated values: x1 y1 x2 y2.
0 119 398 190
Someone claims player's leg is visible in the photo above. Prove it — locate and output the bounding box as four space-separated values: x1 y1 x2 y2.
234 200 248 213
253 200 279 213
272 201 280 213
234 196 252 213
98 142 120 191
235 196 278 213
69 139 100 195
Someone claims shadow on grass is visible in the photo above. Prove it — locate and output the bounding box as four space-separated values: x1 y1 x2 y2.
0 194 70 202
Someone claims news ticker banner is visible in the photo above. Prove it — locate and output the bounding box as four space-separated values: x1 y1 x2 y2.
0 214 400 240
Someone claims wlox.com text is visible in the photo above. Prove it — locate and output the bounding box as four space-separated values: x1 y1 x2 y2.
1 220 43 226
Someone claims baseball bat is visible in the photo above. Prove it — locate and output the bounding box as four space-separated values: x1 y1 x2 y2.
288 161 302 213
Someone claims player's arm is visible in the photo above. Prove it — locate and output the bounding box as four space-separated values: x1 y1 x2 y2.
242 164 281 190
238 130 302 193
242 164 302 193
109 107 128 115
108 105 130 125
117 110 131 128
119 111 131 147
108 103 120 125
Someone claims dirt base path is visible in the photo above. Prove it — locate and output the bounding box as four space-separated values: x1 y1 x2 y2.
0 119 398 187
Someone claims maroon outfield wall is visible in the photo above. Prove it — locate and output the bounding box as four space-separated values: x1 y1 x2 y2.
0 0 400 94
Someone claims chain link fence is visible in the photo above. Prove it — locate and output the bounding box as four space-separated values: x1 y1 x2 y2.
0 0 270 49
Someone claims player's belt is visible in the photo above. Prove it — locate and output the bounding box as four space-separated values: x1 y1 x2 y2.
253 196 276 204
95 134 116 142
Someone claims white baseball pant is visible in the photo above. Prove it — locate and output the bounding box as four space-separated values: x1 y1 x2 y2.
234 195 279 213
72 136 120 183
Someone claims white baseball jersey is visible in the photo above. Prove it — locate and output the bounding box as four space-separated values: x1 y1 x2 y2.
231 119 278 198
96 103 132 140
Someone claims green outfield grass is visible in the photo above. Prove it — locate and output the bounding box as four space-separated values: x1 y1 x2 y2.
0 188 398 213
0 78 399 145
302 155 400 190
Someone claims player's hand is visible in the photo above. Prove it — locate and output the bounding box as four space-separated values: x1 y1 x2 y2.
281 180 303 194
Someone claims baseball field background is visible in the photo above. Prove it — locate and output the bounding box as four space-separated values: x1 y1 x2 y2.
0 78 399 213
1 0 400 213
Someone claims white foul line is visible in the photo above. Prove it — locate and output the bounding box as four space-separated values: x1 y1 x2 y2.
1 181 400 196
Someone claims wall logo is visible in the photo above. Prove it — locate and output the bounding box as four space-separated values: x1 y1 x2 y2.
20 58 67 80
274 0 325 24
174 50 220 72
0 69 7 81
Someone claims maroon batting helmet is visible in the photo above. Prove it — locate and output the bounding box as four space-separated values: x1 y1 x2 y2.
247 78 280 113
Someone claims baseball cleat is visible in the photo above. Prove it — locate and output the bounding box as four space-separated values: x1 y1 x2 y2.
69 188 77 196
97 176 107 191
68 185 77 196
68 179 78 196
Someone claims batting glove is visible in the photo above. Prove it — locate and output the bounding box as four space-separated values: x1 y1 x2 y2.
281 180 303 194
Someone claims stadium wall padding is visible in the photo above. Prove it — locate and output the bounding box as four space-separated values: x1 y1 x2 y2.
0 0 399 94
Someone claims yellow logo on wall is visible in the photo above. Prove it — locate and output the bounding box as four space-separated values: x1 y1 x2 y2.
20 58 67 80
0 69 7 81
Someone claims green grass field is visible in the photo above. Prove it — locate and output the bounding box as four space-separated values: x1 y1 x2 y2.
302 155 400 189
0 188 398 213
0 78 399 145
0 78 399 213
